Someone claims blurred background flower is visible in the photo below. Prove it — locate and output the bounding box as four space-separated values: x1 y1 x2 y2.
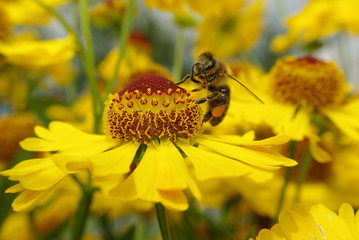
0 0 359 239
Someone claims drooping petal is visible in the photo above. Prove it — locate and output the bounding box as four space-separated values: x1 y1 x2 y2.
309 136 331 163
5 184 24 193
264 103 312 141
110 141 198 210
200 133 290 147
155 141 189 190
1 158 66 190
179 143 274 182
158 190 188 211
11 188 53 212
90 141 139 177
194 137 296 168
324 100 359 141
20 121 117 156
51 154 90 174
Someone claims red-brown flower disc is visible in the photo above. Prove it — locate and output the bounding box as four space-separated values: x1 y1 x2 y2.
103 75 203 143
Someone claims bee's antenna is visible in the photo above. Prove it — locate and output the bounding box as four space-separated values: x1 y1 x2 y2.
226 73 264 104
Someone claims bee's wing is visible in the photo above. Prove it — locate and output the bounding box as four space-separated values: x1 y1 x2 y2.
226 73 264 104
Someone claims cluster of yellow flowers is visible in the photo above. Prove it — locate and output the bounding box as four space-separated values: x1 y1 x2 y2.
0 0 359 239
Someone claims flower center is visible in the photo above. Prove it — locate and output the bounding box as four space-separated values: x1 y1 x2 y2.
269 56 346 108
103 75 203 143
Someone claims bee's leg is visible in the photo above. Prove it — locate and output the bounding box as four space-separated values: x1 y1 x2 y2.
175 74 191 85
203 110 212 123
195 92 218 104
191 87 203 92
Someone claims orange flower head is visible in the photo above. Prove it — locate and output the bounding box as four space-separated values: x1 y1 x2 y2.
269 56 346 108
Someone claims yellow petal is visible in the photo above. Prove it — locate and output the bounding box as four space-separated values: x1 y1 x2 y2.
201 133 290 146
110 141 196 210
20 121 117 156
0 35 76 67
12 189 52 212
5 183 24 193
51 154 90 173
195 137 296 168
155 141 188 190
158 190 188 211
179 143 273 182
90 141 138 177
110 173 139 201
110 145 165 203
1 158 66 190
264 103 311 141
309 136 331 163
339 203 357 238
284 107 311 141
324 105 359 141
311 204 353 239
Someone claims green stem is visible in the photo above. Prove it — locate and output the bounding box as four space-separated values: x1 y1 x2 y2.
31 0 85 104
31 0 82 49
99 216 115 240
294 149 312 203
105 0 136 97
134 217 145 240
273 141 296 222
173 28 186 81
155 203 172 240
28 211 41 240
71 175 96 240
79 0 102 133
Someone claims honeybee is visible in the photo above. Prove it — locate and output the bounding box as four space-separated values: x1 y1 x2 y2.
176 52 263 126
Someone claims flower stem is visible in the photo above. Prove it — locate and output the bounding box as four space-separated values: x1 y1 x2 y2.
31 0 82 49
31 0 84 104
71 175 96 240
105 0 136 97
173 27 186 81
294 149 312 203
79 0 102 133
155 203 172 240
273 141 296 222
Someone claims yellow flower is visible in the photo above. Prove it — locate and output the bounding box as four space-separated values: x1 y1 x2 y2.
266 56 359 142
253 203 359 240
227 56 359 162
271 0 359 52
0 0 68 26
236 133 359 217
1 75 296 211
194 0 264 58
0 35 77 68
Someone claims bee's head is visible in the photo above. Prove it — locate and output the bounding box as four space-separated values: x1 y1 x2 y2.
194 52 216 75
